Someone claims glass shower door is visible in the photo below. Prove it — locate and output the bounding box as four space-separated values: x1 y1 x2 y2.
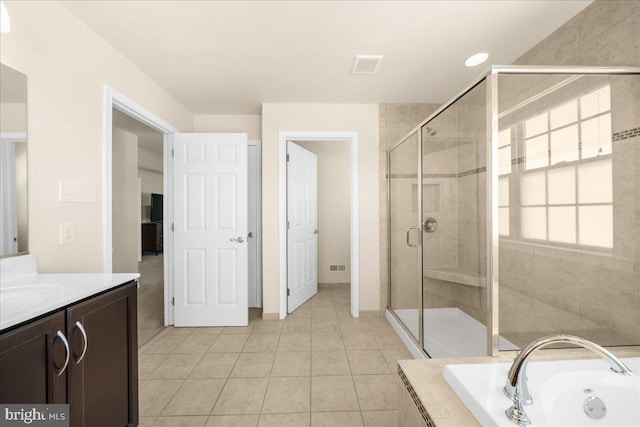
388 131 421 342
421 80 490 357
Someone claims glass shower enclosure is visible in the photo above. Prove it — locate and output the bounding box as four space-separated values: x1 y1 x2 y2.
387 66 640 358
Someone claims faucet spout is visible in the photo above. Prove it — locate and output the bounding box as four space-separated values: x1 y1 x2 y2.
508 334 633 388
504 335 633 426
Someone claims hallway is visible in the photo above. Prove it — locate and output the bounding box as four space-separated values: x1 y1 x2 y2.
138 286 412 426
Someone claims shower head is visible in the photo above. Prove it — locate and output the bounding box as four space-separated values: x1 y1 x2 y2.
425 126 437 136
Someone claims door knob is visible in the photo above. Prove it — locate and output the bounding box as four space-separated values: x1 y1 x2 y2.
314 229 319 234
248 232 254 238
230 237 245 243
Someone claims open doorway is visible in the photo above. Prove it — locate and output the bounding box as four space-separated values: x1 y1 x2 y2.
279 131 359 319
290 140 351 311
112 109 165 345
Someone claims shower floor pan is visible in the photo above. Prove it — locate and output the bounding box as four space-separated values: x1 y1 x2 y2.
393 307 518 358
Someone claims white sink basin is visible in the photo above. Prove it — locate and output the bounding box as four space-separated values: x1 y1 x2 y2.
0 284 64 319
443 357 640 426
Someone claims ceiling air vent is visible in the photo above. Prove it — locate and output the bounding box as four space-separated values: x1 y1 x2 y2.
351 55 383 74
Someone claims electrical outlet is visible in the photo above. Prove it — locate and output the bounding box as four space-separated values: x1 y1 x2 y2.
60 222 75 244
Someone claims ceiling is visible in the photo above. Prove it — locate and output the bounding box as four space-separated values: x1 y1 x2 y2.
62 1 592 114
112 109 164 154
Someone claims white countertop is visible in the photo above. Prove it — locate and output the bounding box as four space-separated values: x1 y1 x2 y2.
1 256 139 331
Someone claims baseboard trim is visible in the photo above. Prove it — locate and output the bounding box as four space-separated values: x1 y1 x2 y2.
318 282 350 289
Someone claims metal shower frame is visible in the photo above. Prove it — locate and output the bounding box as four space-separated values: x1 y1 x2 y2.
386 65 640 358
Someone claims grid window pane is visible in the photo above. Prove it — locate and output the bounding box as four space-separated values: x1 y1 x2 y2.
547 166 576 205
580 85 611 119
578 159 612 204
581 114 612 159
521 207 546 240
550 124 579 165
499 177 509 206
580 90 599 119
499 207 510 236
579 205 613 248
521 171 546 206
548 206 577 244
499 146 512 175
550 99 578 129
598 85 611 113
525 134 549 170
525 113 548 138
499 129 511 148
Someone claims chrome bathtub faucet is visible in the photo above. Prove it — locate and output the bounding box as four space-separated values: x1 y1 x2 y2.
503 334 633 427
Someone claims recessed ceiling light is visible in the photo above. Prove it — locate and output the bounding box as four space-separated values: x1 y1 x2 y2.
352 55 383 74
465 52 489 67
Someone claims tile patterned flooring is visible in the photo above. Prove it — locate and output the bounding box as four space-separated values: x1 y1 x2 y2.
138 286 413 426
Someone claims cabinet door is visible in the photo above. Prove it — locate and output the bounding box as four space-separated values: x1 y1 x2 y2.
0 311 68 404
67 282 138 427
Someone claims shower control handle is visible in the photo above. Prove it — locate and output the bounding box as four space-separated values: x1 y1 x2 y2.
423 217 438 233
406 226 421 248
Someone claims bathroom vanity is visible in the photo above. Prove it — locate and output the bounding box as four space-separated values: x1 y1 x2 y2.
0 256 140 427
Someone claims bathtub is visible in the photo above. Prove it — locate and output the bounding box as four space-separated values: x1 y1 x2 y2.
443 357 640 426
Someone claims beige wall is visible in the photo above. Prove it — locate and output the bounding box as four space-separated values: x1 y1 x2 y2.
297 140 351 284
0 103 27 132
194 114 262 140
112 127 139 274
0 1 192 273
262 103 379 315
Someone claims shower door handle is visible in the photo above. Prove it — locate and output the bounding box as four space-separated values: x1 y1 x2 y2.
406 226 421 248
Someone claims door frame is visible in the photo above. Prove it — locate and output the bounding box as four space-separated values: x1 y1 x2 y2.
278 131 359 319
248 139 263 308
103 85 179 325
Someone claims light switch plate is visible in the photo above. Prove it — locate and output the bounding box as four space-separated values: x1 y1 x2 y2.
59 180 96 203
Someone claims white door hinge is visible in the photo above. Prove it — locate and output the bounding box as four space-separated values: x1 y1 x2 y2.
171 223 175 232
171 297 175 306
286 154 290 161
287 289 290 296
172 148 175 157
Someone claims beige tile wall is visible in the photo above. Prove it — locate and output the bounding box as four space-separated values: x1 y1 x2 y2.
498 0 640 347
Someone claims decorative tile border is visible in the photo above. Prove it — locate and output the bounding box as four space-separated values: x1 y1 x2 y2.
511 156 526 166
457 166 487 178
612 127 640 142
389 167 486 179
389 126 639 180
398 366 437 427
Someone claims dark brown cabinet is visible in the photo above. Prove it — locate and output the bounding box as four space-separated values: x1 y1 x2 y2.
0 311 67 404
142 222 163 255
0 281 138 427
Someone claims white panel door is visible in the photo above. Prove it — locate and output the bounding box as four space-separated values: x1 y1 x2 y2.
287 142 318 313
173 133 248 326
